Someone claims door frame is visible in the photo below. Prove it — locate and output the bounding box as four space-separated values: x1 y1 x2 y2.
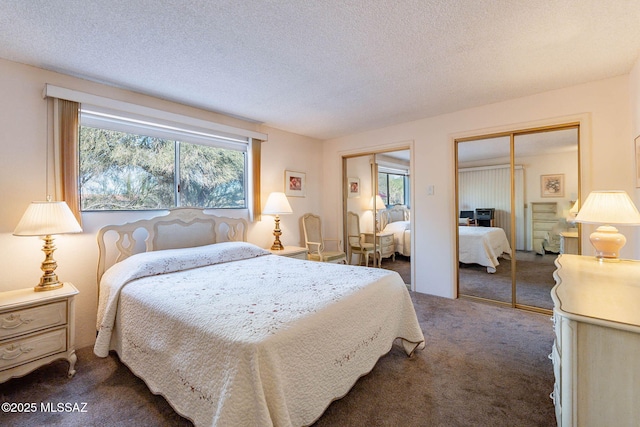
341 143 414 288
453 115 589 313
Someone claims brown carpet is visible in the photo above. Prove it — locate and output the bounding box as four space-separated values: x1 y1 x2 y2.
0 293 555 427
459 251 557 310
381 254 411 285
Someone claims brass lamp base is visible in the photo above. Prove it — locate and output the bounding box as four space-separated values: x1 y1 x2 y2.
35 280 64 292
34 235 64 292
270 215 285 251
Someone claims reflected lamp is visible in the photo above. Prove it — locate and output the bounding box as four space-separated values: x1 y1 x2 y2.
263 192 293 250
574 191 640 262
13 201 83 291
370 195 386 231
370 195 386 211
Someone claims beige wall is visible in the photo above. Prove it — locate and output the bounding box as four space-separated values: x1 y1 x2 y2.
629 56 640 254
3 54 638 346
323 75 634 298
0 59 322 348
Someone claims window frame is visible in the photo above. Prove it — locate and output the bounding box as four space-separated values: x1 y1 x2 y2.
45 85 267 219
79 106 251 212
378 170 409 207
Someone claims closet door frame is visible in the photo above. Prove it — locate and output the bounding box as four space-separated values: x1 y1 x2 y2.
455 122 581 314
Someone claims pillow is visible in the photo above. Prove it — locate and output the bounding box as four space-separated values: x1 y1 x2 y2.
102 241 269 287
384 221 410 232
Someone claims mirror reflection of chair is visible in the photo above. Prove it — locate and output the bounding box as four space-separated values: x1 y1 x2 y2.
302 213 347 263
346 211 379 267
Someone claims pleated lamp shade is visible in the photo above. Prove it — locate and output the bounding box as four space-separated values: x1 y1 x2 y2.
13 201 82 236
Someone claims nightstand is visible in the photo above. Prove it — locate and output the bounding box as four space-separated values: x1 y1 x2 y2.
268 246 308 260
0 283 78 383
363 232 396 265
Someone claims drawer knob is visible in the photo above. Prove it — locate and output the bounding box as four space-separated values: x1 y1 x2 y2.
2 343 34 360
1 314 34 329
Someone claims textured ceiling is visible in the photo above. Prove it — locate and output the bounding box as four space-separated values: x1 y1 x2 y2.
1 1 639 140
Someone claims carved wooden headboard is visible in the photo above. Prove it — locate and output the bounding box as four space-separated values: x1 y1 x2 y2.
96 208 248 283
379 205 410 230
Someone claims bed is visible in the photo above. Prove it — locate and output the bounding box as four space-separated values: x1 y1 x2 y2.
94 208 425 427
380 205 411 257
458 226 512 273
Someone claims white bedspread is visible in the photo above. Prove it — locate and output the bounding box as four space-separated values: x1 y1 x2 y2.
95 242 424 427
458 226 512 272
383 220 411 256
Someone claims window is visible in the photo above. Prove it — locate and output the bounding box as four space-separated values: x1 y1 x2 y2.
378 171 408 206
79 109 248 211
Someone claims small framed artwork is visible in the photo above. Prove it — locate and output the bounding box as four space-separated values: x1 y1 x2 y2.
285 170 306 197
347 177 360 198
541 174 564 197
635 135 640 187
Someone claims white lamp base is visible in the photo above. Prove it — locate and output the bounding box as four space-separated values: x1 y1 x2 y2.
590 225 625 262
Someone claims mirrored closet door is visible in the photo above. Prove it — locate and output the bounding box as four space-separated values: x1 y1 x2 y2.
343 149 411 287
456 125 580 313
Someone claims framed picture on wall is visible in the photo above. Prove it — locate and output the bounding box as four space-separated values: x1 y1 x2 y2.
347 177 360 198
635 135 640 187
541 174 564 197
285 170 306 197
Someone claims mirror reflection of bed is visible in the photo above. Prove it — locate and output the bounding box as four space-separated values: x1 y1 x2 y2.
343 150 412 287
456 126 579 312
378 205 411 284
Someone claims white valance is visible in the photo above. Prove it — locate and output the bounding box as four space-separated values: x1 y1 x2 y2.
43 84 268 142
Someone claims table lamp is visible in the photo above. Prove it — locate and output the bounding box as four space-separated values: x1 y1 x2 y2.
263 192 293 250
13 200 83 291
574 190 640 262
370 195 386 231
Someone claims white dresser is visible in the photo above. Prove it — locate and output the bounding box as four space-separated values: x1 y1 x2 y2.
0 283 78 383
532 202 558 254
551 255 640 426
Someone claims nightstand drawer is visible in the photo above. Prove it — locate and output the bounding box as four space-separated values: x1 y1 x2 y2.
0 327 67 371
380 235 394 246
0 301 67 341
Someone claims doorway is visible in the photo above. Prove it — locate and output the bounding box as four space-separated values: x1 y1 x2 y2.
343 148 412 287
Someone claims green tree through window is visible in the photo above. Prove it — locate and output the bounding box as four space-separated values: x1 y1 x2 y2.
79 126 246 210
378 172 407 206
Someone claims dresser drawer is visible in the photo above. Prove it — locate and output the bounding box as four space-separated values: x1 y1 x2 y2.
551 342 560 381
0 327 67 371
552 380 562 426
552 312 562 351
533 203 557 213
0 301 67 341
533 212 557 220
